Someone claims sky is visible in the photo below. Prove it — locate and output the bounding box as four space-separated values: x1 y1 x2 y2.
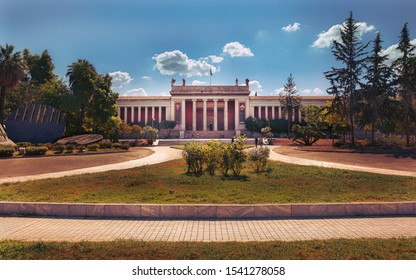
1 0 415 97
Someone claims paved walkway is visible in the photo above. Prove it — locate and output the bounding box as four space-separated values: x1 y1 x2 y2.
0 147 182 184
1 216 415 242
270 148 416 177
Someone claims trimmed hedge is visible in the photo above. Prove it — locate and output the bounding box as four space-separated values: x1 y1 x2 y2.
25 146 48 156
87 144 99 151
0 146 15 157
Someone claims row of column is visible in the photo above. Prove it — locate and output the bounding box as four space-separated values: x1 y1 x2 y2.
119 106 165 124
252 106 302 122
171 98 243 131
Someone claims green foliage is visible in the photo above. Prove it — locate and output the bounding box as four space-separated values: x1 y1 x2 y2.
65 144 76 152
121 143 130 150
25 146 48 156
182 142 205 175
269 119 289 135
130 125 142 140
278 73 302 135
141 126 159 145
0 44 27 125
227 136 247 176
0 146 14 157
203 140 223 175
16 142 32 148
101 116 122 142
87 144 99 151
245 116 265 134
292 123 325 146
99 140 113 149
52 144 66 153
248 147 270 173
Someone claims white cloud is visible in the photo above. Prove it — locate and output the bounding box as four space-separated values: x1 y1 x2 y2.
271 87 285 95
108 71 133 89
208 55 224 64
222 42 254 57
160 92 168 96
122 88 148 96
191 80 208 86
241 80 263 94
282 22 301 32
153 50 219 77
312 22 375 48
381 38 416 65
141 76 152 81
303 88 324 95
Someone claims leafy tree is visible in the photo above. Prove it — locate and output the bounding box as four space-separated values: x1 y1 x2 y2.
359 33 397 144
182 142 205 175
392 23 416 146
66 59 118 134
203 140 223 175
141 126 159 145
159 120 176 138
248 147 270 173
227 136 247 176
101 116 122 142
23 49 55 85
245 116 263 135
324 12 369 146
269 119 288 137
130 124 143 140
278 73 301 136
0 44 27 125
292 123 325 146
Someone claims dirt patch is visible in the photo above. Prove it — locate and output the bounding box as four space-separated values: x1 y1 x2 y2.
273 139 416 172
0 148 153 178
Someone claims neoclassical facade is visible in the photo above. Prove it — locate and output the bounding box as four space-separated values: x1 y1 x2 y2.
116 79 333 134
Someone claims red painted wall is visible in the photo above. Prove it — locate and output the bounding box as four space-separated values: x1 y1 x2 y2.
185 101 193 130
228 100 235 130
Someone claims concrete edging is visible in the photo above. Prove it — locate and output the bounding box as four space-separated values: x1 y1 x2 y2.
0 201 415 219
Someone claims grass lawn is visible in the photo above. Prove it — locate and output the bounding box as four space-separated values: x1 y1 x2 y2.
1 238 415 259
1 159 416 204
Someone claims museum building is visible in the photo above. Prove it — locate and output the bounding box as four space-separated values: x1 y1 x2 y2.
116 79 333 135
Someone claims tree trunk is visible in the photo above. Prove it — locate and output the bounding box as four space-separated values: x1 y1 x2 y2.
349 113 355 146
0 87 6 126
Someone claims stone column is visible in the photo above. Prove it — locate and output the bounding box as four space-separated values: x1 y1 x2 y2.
151 107 155 120
265 106 269 120
138 107 141 122
124 107 128 123
170 99 175 121
144 107 148 124
234 99 239 129
181 99 186 130
272 106 275 120
278 106 282 120
159 106 162 122
213 99 218 131
118 106 121 118
224 99 228 131
203 99 207 131
298 108 302 122
192 99 197 131
131 106 135 123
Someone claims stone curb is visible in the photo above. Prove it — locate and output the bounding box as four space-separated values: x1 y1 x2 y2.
0 201 415 219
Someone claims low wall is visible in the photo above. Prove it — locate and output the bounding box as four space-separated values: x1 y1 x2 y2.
1 201 415 219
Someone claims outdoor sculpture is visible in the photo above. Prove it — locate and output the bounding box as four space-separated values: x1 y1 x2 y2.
6 104 66 144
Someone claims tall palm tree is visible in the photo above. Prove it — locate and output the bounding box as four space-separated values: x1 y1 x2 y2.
66 59 98 133
0 44 27 125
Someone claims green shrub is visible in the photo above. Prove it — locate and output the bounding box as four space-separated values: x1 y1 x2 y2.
121 144 130 150
65 144 76 152
113 143 123 149
99 140 113 149
77 145 86 152
292 123 325 146
0 146 15 157
25 146 48 156
227 136 247 176
203 140 223 175
248 147 270 173
182 142 205 175
53 144 66 153
87 144 99 151
16 142 31 148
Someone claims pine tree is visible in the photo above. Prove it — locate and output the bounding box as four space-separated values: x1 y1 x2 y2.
393 23 416 147
360 33 397 144
279 73 301 136
324 12 369 146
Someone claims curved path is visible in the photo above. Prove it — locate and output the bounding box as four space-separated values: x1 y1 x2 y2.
270 148 416 177
1 216 415 242
0 147 182 184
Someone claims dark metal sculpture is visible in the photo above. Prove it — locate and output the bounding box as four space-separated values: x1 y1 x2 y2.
6 104 66 144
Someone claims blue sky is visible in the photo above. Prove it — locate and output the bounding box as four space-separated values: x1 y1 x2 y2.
1 0 415 97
